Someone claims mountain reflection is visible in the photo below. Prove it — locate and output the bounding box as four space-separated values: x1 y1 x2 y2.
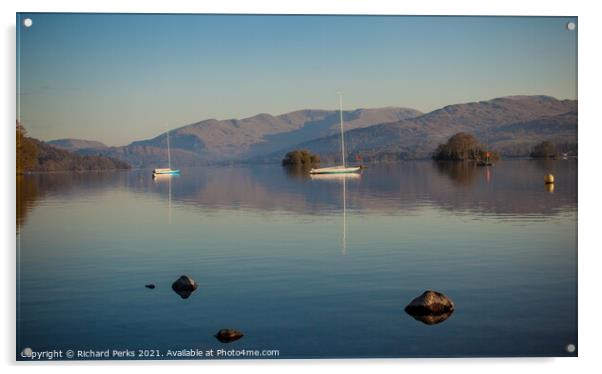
16 160 577 231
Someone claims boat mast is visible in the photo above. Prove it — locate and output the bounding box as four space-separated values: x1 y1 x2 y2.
167 129 171 169
338 92 346 168
342 174 347 255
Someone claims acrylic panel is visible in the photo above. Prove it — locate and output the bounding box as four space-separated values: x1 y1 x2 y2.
16 13 577 360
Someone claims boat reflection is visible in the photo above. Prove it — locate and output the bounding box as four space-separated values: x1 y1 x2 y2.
485 166 491 184
310 173 360 255
153 173 177 224
309 173 361 181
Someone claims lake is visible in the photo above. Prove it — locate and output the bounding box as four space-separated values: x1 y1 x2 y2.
16 159 577 359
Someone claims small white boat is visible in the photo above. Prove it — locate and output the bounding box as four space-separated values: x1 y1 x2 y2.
309 166 361 175
309 93 361 175
153 129 180 176
153 168 180 175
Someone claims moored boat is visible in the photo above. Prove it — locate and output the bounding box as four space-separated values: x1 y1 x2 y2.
153 168 180 175
310 166 361 174
309 93 361 175
153 129 180 176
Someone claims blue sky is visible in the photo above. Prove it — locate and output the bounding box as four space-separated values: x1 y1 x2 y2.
17 14 577 146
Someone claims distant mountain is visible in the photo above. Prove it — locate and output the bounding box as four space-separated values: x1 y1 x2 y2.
83 107 423 167
47 138 107 151
72 95 577 166
286 95 577 161
486 110 577 156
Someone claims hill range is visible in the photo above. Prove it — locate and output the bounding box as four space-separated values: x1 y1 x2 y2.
49 95 577 167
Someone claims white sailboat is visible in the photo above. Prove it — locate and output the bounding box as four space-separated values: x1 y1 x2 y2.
153 129 180 176
310 93 361 175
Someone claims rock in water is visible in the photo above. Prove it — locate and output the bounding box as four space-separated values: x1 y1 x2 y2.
404 290 455 325
215 329 244 343
171 275 198 299
405 290 454 314
145 284 156 289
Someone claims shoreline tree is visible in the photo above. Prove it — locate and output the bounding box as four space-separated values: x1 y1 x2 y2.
530 141 558 158
281 150 320 167
16 122 130 173
433 132 499 162
16 122 38 174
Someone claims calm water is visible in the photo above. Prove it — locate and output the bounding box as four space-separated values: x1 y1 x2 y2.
16 160 577 359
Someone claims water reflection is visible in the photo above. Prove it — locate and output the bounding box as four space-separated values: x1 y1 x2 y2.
16 171 130 233
153 173 176 224
434 161 480 186
533 158 566 174
282 165 312 180
310 173 361 254
406 310 454 325
16 160 577 358
16 175 39 233
16 160 577 232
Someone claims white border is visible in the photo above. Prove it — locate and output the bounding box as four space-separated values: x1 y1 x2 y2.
2 1 601 373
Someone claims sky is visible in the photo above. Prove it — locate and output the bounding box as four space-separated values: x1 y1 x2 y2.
17 14 577 146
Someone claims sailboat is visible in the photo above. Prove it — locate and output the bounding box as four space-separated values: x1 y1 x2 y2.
153 129 180 176
309 93 361 175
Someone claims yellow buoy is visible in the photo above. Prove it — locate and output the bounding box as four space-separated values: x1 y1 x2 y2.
544 174 555 184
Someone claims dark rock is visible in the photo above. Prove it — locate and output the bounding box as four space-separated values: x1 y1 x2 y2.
215 329 244 343
405 290 454 314
404 290 455 325
145 284 156 289
171 275 198 299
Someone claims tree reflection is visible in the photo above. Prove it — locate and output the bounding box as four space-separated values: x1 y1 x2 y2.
16 172 130 233
282 165 312 180
434 161 479 186
16 175 40 234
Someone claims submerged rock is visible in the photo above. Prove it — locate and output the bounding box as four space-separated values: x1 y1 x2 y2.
404 290 455 325
215 329 244 343
171 275 198 299
145 284 156 289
